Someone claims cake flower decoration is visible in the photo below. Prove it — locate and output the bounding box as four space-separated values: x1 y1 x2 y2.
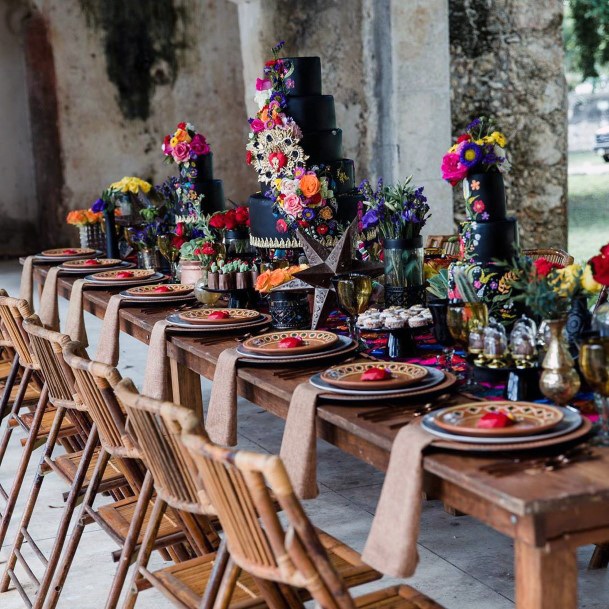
162 122 211 165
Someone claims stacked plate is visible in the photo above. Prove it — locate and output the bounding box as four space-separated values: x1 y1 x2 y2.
235 330 358 364
309 362 454 401
119 284 195 304
36 248 101 262
85 269 165 287
166 308 271 334
59 258 131 274
421 401 589 450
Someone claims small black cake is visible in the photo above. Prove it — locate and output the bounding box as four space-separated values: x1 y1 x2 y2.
178 153 225 215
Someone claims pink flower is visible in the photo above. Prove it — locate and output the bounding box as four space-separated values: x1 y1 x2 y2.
172 142 190 163
441 152 468 186
276 219 288 233
250 119 265 133
472 199 485 213
473 280 482 289
282 193 304 218
293 166 306 179
190 134 210 156
256 78 271 91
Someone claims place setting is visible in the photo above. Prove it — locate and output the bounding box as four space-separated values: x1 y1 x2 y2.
34 247 102 262
57 258 132 274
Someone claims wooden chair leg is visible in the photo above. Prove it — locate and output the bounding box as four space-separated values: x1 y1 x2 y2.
0 366 33 469
588 543 609 569
0 355 20 421
119 489 167 609
209 557 242 609
106 471 156 609
39 448 111 609
0 382 48 548
0 405 70 593
199 539 230 609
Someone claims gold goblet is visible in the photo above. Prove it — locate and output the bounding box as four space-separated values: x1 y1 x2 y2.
580 337 609 445
331 273 373 345
157 234 180 282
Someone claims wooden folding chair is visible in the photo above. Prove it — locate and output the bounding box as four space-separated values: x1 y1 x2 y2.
115 379 381 609
181 429 446 609
522 248 574 266
0 293 78 551
0 316 130 605
39 343 191 609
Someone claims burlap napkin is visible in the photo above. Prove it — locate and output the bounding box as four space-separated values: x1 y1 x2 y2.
361 422 435 578
19 256 35 309
205 348 243 446
39 266 61 330
64 279 89 347
95 294 124 366
142 320 172 401
279 382 324 499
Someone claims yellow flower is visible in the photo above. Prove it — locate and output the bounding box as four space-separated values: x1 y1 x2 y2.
555 264 579 296
448 144 458 153
170 136 179 147
491 131 507 147
109 176 151 194
582 264 602 294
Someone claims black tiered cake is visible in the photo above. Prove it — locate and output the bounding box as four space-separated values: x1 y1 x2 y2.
246 56 361 248
448 172 520 321
179 154 225 215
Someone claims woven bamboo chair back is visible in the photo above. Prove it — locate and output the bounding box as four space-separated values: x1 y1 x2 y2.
182 431 357 609
62 341 137 459
523 248 574 266
0 290 36 368
22 315 79 409
114 378 214 515
425 235 460 257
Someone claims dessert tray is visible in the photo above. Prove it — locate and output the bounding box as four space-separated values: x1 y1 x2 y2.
357 305 433 331
178 308 261 325
320 362 428 391
241 330 339 356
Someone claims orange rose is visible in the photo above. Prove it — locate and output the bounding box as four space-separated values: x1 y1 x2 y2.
255 271 272 293
269 268 289 289
175 128 191 143
299 174 320 197
260 108 270 123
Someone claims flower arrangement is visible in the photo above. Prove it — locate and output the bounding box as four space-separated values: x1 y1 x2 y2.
255 265 304 293
441 117 510 187
245 42 341 240
179 238 223 266
208 207 250 232
359 177 430 240
589 243 609 286
66 209 103 227
162 122 211 165
91 176 152 213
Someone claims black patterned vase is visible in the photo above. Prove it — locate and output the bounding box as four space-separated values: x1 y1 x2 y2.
268 291 311 330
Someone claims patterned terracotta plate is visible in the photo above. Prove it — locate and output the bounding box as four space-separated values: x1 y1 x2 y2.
321 362 428 391
40 247 96 257
61 258 122 269
126 284 194 298
242 331 339 356
433 401 564 438
89 269 156 282
178 308 261 325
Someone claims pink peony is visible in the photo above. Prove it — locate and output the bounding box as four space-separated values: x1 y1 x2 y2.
282 193 304 218
190 134 210 156
250 119 265 133
441 152 468 186
256 78 272 91
172 142 190 163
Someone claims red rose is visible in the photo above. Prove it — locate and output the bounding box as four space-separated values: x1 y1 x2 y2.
316 224 329 236
533 257 563 278
309 192 322 205
224 212 237 230
175 222 185 237
246 150 253 165
298 220 309 228
209 214 225 229
590 246 609 286
177 122 186 129
273 115 283 126
457 133 472 143
201 243 215 255
193 248 201 256
265 60 277 67
162 135 172 154
172 236 185 249
235 207 249 225
276 219 288 233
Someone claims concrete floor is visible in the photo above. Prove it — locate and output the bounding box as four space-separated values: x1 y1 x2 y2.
0 259 608 608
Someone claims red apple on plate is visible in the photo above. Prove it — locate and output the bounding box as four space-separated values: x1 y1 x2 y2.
208 311 230 320
476 411 515 429
361 367 392 382
278 336 304 349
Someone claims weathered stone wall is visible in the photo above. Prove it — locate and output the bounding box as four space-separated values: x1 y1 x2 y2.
449 0 567 248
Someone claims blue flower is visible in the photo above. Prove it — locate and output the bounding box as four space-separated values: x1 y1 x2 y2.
91 198 106 213
361 208 380 229
302 208 316 221
459 142 483 168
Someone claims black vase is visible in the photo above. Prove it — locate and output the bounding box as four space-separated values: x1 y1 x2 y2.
103 209 119 259
428 299 454 346
464 172 506 221
268 291 311 330
566 295 592 345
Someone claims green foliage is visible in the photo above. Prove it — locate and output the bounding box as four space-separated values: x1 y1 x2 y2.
426 269 449 300
453 268 480 303
567 0 609 80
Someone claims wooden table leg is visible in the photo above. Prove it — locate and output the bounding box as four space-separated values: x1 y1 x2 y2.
515 540 577 609
170 358 203 420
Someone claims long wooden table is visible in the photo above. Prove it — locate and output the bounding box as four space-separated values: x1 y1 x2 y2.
39 269 609 609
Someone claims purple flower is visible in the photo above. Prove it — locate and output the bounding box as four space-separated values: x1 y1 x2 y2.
91 198 107 213
481 212 490 220
361 208 380 229
302 208 316 221
466 117 481 131
490 281 498 290
459 142 483 168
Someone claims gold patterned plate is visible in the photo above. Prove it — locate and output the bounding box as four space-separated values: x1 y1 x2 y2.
242 331 339 356
90 269 156 282
433 401 565 438
127 284 194 298
178 308 261 325
41 247 96 257
321 362 428 391
61 258 122 269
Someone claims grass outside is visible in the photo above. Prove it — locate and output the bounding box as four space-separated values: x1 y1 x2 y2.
568 152 609 262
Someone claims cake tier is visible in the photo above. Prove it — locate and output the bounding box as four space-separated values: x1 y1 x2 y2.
448 260 519 324
335 190 362 225
284 95 336 132
461 218 519 263
320 159 355 195
300 129 342 164
179 154 213 181
191 179 225 214
464 171 506 222
282 57 321 96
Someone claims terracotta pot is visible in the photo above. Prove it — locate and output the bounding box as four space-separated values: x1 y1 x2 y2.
179 261 205 286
